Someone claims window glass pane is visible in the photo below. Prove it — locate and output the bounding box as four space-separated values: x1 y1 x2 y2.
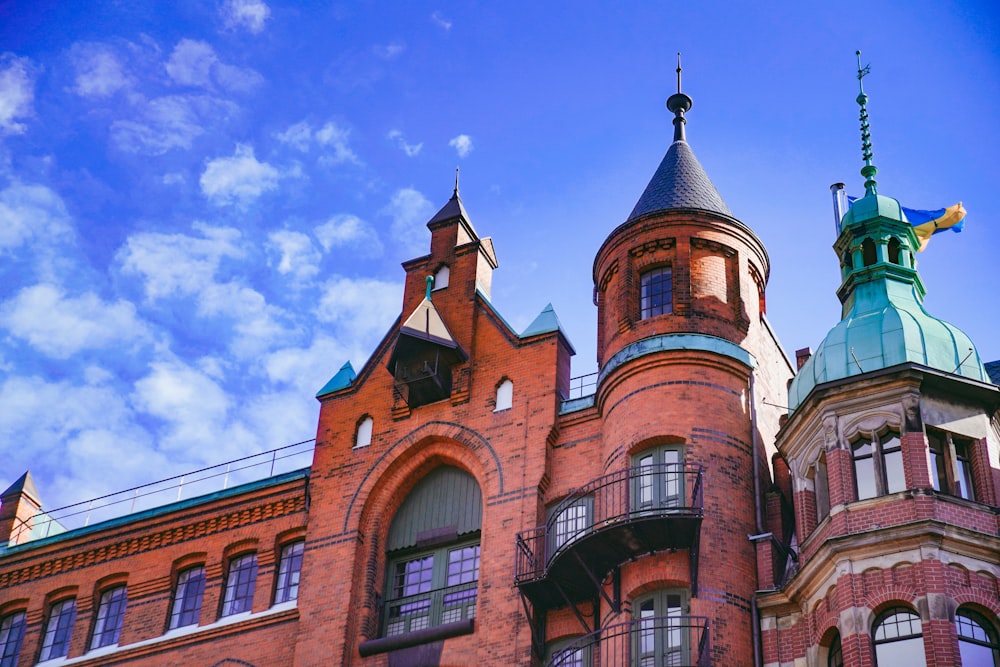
956 610 999 666
553 500 590 549
91 586 127 649
0 612 26 667
852 441 877 500
446 545 480 586
40 599 76 660
828 633 843 667
640 267 672 319
874 637 926 666
276 541 305 604
881 435 905 494
394 555 434 597
955 440 976 501
927 432 947 492
170 567 205 629
874 609 926 667
222 554 258 616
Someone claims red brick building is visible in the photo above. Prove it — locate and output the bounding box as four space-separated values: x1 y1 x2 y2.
1 82 998 667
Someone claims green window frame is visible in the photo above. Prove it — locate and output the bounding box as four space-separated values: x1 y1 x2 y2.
547 495 593 555
383 539 480 637
633 589 689 667
631 446 685 513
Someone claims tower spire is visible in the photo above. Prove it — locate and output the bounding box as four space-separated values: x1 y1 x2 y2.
856 50 878 196
666 52 693 143
453 166 460 198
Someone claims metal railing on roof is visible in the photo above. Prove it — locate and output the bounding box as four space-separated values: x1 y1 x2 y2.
11 439 315 544
566 371 598 400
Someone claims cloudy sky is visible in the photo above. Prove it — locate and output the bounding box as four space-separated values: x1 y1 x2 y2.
1 1 997 516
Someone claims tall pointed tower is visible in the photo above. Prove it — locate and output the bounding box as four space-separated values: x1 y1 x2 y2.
760 53 1000 667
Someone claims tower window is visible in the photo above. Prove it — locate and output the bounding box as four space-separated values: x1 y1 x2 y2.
40 598 77 661
91 585 127 649
928 428 977 501
956 608 1000 666
634 589 691 667
888 237 901 264
862 238 877 267
632 446 685 511
872 606 926 666
640 267 672 319
851 430 904 501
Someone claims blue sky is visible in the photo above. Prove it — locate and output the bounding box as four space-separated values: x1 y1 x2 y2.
1 1 997 513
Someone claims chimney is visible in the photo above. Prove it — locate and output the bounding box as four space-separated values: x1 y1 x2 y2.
795 347 813 370
1 471 43 546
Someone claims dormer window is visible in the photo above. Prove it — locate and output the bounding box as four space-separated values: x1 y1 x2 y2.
640 266 672 319
433 265 450 290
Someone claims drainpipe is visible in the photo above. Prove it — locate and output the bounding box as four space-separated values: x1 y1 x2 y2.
748 370 764 667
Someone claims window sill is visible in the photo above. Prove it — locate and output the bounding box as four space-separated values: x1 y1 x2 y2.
359 619 475 657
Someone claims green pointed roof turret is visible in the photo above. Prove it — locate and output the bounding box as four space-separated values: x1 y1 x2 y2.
628 54 732 221
316 361 357 397
788 53 988 412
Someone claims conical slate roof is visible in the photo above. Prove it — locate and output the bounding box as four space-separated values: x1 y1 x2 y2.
627 139 732 221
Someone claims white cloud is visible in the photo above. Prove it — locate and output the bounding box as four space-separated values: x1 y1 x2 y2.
449 134 474 158
71 44 131 98
267 229 321 280
373 42 406 60
1 285 148 359
315 276 401 342
221 0 271 34
166 39 262 93
387 129 422 157
200 144 281 206
381 187 433 253
275 120 312 152
0 53 36 135
117 222 244 301
0 181 74 252
314 213 383 257
431 11 453 30
110 94 237 155
197 281 294 359
315 121 360 165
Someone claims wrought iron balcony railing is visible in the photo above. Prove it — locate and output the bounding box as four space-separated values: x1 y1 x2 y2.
547 615 711 667
515 464 704 586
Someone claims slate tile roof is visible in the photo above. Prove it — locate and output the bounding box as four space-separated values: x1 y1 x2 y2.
627 139 732 221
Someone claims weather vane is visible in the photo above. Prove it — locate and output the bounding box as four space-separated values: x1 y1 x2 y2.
856 50 878 196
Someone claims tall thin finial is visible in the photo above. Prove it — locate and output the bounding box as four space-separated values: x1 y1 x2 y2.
666 52 693 143
454 167 460 198
856 50 878 196
676 52 682 94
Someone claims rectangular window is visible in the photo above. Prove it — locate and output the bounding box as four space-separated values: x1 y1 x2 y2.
954 439 976 501
222 554 258 616
640 267 673 319
40 599 76 661
275 541 304 604
928 428 977 501
169 567 206 630
90 586 127 649
384 540 480 637
851 431 903 500
549 496 593 553
0 611 26 667
632 447 685 513
814 455 830 522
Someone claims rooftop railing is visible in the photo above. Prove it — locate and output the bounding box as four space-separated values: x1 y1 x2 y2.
11 439 315 544
566 371 598 400
547 615 711 667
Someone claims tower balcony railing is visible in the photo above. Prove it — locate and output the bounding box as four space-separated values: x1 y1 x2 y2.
515 464 704 608
547 615 711 667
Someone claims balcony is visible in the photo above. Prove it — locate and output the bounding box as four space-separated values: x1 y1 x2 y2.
515 464 704 609
547 615 711 667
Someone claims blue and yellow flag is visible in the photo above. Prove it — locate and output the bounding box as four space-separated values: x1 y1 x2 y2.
847 197 966 251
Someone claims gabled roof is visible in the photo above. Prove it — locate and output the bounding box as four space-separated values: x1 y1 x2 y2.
399 297 460 348
628 140 732 221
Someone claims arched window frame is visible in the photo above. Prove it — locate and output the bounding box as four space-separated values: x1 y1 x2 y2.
39 594 78 661
0 608 27 666
956 607 1000 666
433 265 450 291
632 588 691 667
355 415 374 449
631 444 686 511
872 606 926 667
90 582 128 650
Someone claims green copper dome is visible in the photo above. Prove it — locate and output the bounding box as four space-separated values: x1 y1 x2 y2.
788 192 988 412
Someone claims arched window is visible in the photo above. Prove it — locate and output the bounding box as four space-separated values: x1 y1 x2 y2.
828 631 844 667
91 585 127 649
633 589 690 667
872 606 926 666
433 265 450 290
494 379 513 412
888 237 901 264
40 598 77 661
0 610 27 666
355 416 373 449
545 636 591 667
862 238 877 266
956 608 1000 666
640 266 672 319
382 467 482 640
632 445 685 512
842 251 854 271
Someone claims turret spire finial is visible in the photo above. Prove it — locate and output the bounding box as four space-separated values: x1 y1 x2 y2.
856 50 878 196
666 52 693 143
453 167 460 198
